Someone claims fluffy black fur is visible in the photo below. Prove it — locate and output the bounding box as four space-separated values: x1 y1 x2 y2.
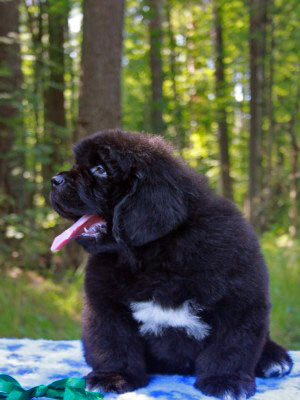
50 130 292 399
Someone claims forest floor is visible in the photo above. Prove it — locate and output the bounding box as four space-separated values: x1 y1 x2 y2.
0 233 299 349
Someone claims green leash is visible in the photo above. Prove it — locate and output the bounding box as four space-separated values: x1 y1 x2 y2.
0 375 104 400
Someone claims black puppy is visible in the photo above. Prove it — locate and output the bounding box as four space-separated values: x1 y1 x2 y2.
50 130 292 399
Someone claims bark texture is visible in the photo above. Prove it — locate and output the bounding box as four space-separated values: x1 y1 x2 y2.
77 0 125 138
287 91 300 238
212 0 233 200
45 0 67 132
43 0 68 193
248 0 268 227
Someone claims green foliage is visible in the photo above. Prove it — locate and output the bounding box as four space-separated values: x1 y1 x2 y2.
122 0 152 132
1 0 298 268
0 0 299 347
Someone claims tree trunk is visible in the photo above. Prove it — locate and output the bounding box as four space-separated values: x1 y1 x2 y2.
0 0 23 213
77 0 125 138
24 0 47 208
248 0 268 228
288 129 299 238
266 21 274 189
43 0 68 193
287 88 300 238
212 0 233 200
261 11 275 228
165 0 184 150
148 0 164 134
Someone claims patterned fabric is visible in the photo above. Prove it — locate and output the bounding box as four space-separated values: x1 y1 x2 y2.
0 339 299 400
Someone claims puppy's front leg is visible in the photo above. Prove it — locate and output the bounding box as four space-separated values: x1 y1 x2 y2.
76 228 119 255
195 306 267 400
82 301 148 394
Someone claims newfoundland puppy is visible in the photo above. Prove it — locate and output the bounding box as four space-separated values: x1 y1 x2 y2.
50 130 292 399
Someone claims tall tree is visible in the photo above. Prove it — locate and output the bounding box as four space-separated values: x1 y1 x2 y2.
0 0 23 213
24 0 45 140
287 84 300 238
248 0 268 227
77 0 125 137
266 17 274 196
165 0 184 149
43 0 69 193
23 0 47 208
212 0 233 200
148 0 164 134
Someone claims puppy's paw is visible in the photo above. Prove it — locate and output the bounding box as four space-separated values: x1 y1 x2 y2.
76 235 99 253
255 347 293 378
194 374 256 400
76 232 117 254
262 360 292 378
86 371 147 394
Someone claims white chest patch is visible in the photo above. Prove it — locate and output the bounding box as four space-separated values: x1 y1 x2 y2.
130 300 210 341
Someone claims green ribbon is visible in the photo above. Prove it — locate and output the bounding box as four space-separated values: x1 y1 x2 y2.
0 375 104 400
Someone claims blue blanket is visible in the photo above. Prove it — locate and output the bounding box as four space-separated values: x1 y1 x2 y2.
0 339 299 399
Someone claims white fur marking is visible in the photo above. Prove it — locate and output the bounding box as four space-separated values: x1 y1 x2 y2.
223 392 247 400
264 361 291 377
130 300 210 341
86 384 103 393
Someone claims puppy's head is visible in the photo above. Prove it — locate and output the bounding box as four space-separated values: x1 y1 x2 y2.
50 130 188 248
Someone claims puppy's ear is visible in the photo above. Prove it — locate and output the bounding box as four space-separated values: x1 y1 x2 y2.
113 171 187 246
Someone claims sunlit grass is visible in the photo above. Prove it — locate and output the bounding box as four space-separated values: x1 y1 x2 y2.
0 232 299 349
0 268 82 339
261 233 300 350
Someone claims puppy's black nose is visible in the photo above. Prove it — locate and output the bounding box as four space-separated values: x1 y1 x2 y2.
51 174 65 187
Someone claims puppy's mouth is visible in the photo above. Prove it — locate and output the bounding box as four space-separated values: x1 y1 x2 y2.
51 215 106 252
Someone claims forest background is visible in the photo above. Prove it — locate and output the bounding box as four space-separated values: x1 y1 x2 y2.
0 0 299 348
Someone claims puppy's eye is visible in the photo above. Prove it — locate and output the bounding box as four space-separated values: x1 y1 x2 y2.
90 165 107 178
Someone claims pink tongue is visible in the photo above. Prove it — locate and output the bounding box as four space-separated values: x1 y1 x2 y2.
51 214 105 252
